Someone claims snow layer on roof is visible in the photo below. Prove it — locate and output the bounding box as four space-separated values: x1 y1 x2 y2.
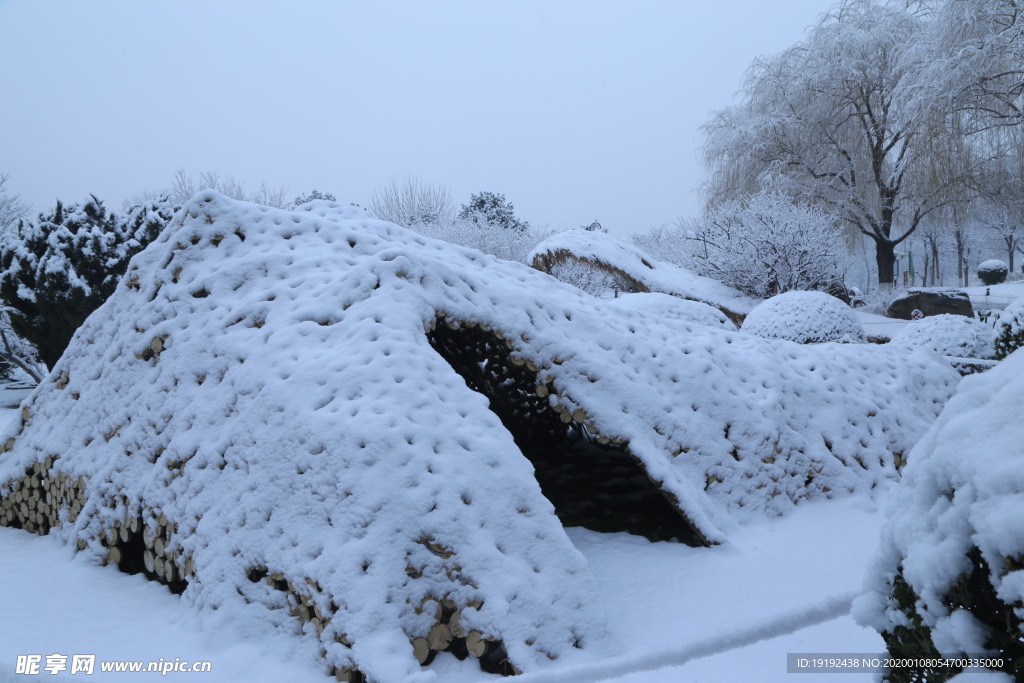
527 230 759 319
889 314 996 360
853 348 1024 656
0 193 959 679
741 290 867 344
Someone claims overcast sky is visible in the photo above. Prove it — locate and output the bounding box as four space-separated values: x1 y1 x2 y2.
0 1 836 237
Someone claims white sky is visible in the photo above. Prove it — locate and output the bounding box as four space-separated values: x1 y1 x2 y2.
0 1 837 237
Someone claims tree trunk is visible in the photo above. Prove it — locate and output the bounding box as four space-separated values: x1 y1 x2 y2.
1006 234 1016 273
922 253 930 288
875 239 896 287
931 239 940 285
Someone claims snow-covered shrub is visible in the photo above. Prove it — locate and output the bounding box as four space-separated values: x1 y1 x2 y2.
889 314 996 360
993 296 1024 360
977 259 1008 285
0 195 176 369
408 215 549 263
741 290 866 343
854 350 1024 682
633 191 848 299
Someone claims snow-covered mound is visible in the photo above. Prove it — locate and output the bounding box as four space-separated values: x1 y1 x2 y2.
528 230 758 322
854 349 1024 680
889 313 996 360
742 291 867 344
605 292 736 331
0 193 959 681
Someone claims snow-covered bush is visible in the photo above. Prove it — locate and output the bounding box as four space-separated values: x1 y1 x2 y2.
0 196 176 369
408 215 549 264
994 296 1024 360
854 350 1024 682
634 191 847 299
889 314 996 360
741 291 866 343
977 259 1008 285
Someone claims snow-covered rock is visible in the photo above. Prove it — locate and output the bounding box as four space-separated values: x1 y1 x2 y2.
854 349 1024 680
528 229 759 322
889 314 996 360
741 291 867 344
0 193 960 680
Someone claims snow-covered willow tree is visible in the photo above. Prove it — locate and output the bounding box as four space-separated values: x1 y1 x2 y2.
634 192 847 299
702 1 962 288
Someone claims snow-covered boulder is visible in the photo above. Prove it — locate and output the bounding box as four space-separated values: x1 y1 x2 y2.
741 290 867 344
854 348 1024 681
0 193 959 681
888 288 975 320
528 229 758 323
889 314 996 360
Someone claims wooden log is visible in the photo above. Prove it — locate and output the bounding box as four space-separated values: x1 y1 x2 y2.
107 546 122 566
412 638 433 665
154 557 165 579
154 537 165 556
535 384 549 398
466 631 487 658
144 550 155 573
449 610 465 637
427 623 453 651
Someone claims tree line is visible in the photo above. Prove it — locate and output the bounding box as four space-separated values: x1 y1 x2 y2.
692 0 1024 290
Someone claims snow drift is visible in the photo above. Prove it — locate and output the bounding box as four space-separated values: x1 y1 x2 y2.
0 193 959 681
527 229 759 323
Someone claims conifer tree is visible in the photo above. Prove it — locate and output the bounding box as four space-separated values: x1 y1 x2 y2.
0 196 176 369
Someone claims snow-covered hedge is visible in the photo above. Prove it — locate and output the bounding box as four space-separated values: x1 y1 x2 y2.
994 297 1024 360
977 259 1009 286
741 291 866 344
0 193 959 681
889 314 996 360
854 349 1024 682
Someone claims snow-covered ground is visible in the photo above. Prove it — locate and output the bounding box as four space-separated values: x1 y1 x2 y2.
0 367 885 683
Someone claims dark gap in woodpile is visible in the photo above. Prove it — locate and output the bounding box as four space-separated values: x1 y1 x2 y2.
427 319 702 545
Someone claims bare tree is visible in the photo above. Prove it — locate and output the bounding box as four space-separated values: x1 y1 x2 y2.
0 174 28 232
369 175 453 226
702 0 964 288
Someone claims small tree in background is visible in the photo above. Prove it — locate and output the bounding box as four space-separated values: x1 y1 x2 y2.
291 189 337 207
0 195 176 370
369 175 452 226
0 174 29 232
635 191 847 299
458 192 529 232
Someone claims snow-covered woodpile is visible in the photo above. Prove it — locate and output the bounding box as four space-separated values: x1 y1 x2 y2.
528 229 759 323
0 193 960 681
